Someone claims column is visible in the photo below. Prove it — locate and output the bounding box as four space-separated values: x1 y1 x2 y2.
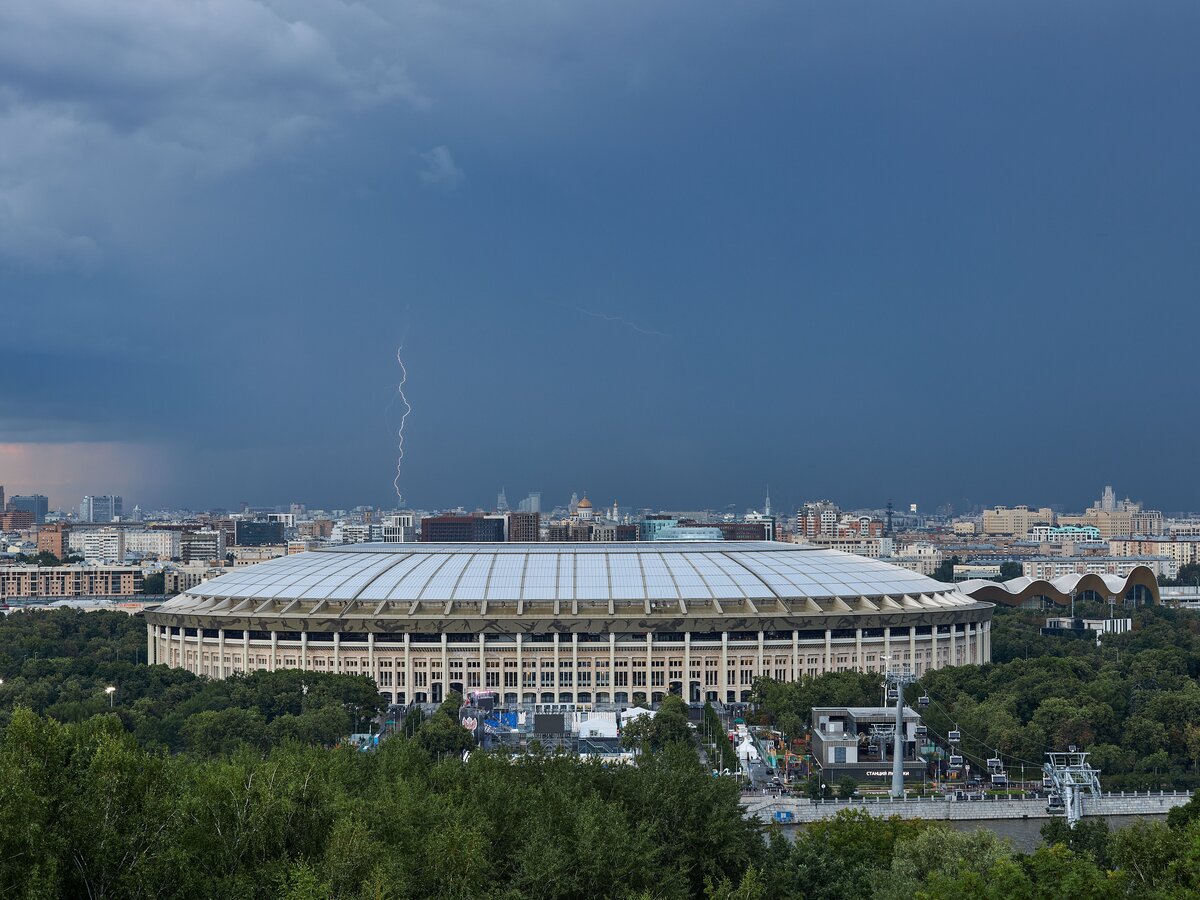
369 632 376 685
883 625 891 662
572 633 579 700
272 631 280 671
757 631 765 680
515 633 523 699
646 633 653 699
720 632 729 702
552 633 561 701
217 628 226 679
178 626 185 669
242 630 250 672
333 632 341 674
299 631 306 671
908 626 917 669
950 624 957 666
146 623 154 665
441 633 449 700
824 629 832 674
608 633 616 701
195 628 204 676
854 628 863 671
479 633 487 696
791 630 799 682
404 633 413 703
684 632 692 702
930 625 938 671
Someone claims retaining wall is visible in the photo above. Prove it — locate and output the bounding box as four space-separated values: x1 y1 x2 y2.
742 790 1193 823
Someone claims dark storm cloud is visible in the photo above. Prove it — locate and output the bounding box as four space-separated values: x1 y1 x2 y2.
2 1 1199 511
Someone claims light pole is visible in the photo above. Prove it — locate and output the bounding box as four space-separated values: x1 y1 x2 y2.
105 685 116 708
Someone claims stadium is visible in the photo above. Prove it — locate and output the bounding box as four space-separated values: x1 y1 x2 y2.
144 541 995 705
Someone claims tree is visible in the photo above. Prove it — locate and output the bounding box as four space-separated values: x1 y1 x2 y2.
931 555 962 584
836 776 858 799
998 562 1023 581
142 572 166 595
803 774 831 800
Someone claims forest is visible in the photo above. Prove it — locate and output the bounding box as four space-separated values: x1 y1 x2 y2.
2 607 1200 897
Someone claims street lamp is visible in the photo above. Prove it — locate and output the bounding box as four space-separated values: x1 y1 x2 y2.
105 685 116 708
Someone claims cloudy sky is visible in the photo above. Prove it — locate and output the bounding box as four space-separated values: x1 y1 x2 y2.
2 0 1198 514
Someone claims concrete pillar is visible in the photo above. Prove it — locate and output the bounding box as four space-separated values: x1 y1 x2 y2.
553 633 561 700
242 630 250 672
883 626 890 663
572 632 579 698
646 632 653 697
299 631 306 671
976 622 984 663
609 633 616 700
684 631 692 701
178 626 184 670
950 623 957 665
855 628 863 671
792 630 799 682
479 632 487 696
515 633 523 697
333 632 341 674
146 623 154 665
720 632 729 702
757 631 765 681
441 633 449 699
404 633 412 703
824 628 832 674
217 629 226 679
930 625 938 671
908 626 917 669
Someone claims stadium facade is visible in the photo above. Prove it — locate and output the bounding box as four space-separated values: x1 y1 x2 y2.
144 542 994 705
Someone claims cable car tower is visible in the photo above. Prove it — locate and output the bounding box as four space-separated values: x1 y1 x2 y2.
882 659 918 798
1044 750 1102 827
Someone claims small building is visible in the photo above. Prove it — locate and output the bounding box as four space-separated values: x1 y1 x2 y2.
810 706 925 784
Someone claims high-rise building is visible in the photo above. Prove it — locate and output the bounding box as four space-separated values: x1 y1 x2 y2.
507 512 540 542
381 513 416 542
79 495 123 523
234 520 285 547
0 486 5 512
9 494 49 524
36 523 70 559
0 510 35 531
420 514 505 542
82 528 126 564
518 492 542 514
182 530 226 563
497 488 509 512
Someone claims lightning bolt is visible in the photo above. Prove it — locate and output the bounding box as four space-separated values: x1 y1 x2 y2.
393 346 412 504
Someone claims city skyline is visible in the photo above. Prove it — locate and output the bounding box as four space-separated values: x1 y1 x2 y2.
4 2 1200 511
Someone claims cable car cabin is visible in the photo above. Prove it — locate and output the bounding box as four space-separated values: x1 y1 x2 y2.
948 754 964 768
986 757 1002 770
918 694 930 708
1042 775 1055 790
1047 794 1065 811
886 688 899 702
914 725 927 738
991 773 1008 786
948 730 961 743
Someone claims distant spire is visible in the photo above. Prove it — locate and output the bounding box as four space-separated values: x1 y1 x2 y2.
764 485 771 517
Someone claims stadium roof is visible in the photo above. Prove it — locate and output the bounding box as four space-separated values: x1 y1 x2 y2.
176 541 954 604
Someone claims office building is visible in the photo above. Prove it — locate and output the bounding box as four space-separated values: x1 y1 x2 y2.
182 530 225 563
8 494 49 524
420 515 506 542
81 528 126 564
79 495 123 523
507 512 540 543
0 565 143 599
235 520 285 547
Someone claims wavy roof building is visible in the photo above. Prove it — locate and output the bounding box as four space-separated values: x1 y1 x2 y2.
958 565 1159 608
145 542 995 706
